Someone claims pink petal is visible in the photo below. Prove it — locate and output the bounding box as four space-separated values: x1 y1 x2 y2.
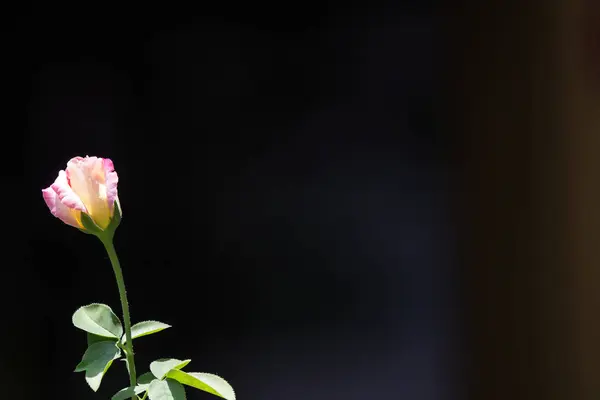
42 187 56 210
51 170 87 212
67 156 112 228
103 158 119 214
42 186 81 228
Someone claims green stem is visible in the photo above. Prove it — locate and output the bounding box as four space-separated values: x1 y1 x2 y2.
102 238 137 397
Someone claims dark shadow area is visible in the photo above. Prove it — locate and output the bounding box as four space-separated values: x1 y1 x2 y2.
6 1 460 399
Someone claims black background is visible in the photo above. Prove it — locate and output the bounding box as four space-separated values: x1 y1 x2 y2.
6 1 460 399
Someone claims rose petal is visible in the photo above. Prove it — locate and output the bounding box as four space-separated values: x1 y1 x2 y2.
51 170 87 212
42 186 82 228
66 156 112 229
103 158 119 214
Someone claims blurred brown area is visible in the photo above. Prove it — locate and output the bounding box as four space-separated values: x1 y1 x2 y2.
450 0 600 399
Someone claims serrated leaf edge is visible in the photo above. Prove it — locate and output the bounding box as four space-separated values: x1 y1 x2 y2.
121 320 172 343
72 303 122 338
170 370 236 400
83 344 121 392
149 358 192 379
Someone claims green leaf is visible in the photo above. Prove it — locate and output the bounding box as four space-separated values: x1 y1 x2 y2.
74 359 93 372
112 372 155 400
166 370 235 400
112 387 137 400
150 359 191 379
139 371 155 385
136 371 155 393
121 321 171 343
87 332 118 346
74 341 121 392
72 303 123 339
148 379 186 400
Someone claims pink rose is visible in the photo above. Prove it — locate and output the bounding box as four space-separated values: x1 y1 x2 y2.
43 156 120 230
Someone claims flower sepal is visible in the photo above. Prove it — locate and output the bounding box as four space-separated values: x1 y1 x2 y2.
80 200 121 240
107 198 122 232
81 212 104 235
